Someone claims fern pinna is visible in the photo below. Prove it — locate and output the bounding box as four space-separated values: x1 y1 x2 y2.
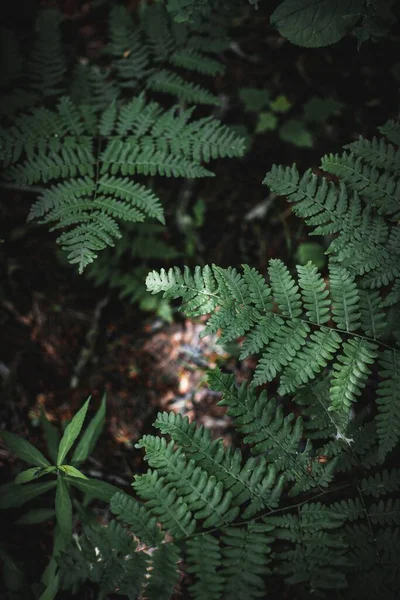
0 94 244 273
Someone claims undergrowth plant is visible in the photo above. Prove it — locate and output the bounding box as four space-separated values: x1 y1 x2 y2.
19 120 395 600
1 1 400 599
0 396 122 600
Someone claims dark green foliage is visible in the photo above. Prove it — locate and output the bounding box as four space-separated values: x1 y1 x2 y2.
264 122 400 302
56 368 400 598
0 94 245 272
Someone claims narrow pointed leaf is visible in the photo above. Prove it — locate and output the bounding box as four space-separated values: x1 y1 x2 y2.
0 431 50 467
56 398 90 465
59 465 88 480
41 409 60 464
55 476 72 544
65 475 121 502
0 480 56 509
15 508 56 525
71 394 106 465
15 466 55 484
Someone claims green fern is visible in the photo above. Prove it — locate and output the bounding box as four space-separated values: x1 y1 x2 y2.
103 3 229 106
0 94 245 272
57 366 400 598
264 121 400 300
146 260 397 433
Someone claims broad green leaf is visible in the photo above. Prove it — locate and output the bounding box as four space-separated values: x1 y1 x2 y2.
66 475 121 502
0 431 50 467
15 508 56 525
41 408 60 464
0 480 56 509
71 394 106 465
59 465 88 480
279 119 313 148
57 397 90 465
271 0 363 48
55 476 72 544
15 466 55 484
39 573 60 600
303 97 343 122
239 87 270 112
269 94 292 113
256 111 278 133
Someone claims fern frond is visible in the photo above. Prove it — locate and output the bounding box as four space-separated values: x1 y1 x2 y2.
28 9 66 97
376 348 400 460
379 119 400 146
133 470 196 537
320 151 400 220
148 69 220 105
263 163 400 291
210 369 336 495
170 49 225 75
329 338 378 414
110 492 164 546
2 95 244 272
360 469 400 498
359 289 387 339
153 411 284 516
136 436 239 527
268 259 302 318
329 265 361 332
186 534 223 600
145 543 179 600
220 524 273 600
278 328 342 394
344 135 400 173
297 262 330 325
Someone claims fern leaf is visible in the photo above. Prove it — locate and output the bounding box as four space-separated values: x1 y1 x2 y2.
153 411 283 515
329 338 378 414
369 498 400 525
136 436 239 527
278 329 342 395
297 262 330 325
186 534 223 600
110 492 164 546
253 320 310 385
220 524 273 600
329 265 361 332
239 313 284 360
344 135 400 173
320 151 400 220
359 289 387 339
145 543 179 600
376 348 400 460
97 175 165 223
379 119 400 146
170 49 225 75
148 69 220 105
133 470 196 537
28 9 66 97
268 259 302 318
360 469 400 498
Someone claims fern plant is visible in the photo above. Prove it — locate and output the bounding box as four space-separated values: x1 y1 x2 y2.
49 122 400 599
0 93 245 272
55 374 400 598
